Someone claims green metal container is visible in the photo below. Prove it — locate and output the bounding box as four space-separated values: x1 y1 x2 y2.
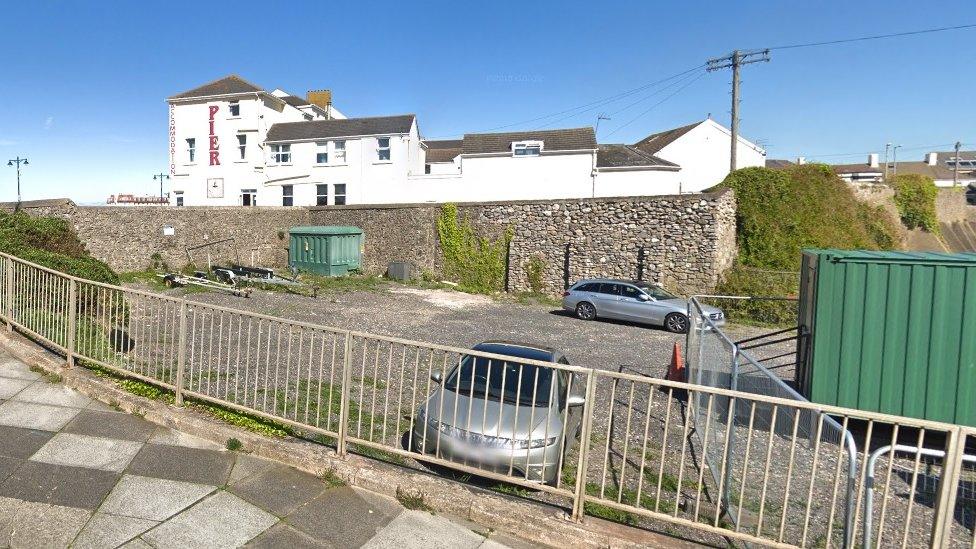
797 249 976 426
288 226 363 276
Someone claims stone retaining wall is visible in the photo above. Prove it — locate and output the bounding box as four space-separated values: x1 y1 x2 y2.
13 192 737 295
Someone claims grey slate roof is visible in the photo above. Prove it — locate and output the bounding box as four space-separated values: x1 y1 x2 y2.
423 140 463 163
596 145 678 168
266 115 416 142
281 95 310 108
765 159 794 169
462 128 596 155
632 121 701 154
169 75 264 100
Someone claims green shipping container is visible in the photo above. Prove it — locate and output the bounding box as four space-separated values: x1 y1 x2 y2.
797 249 976 426
288 226 363 276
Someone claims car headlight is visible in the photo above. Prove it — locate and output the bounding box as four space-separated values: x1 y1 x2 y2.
515 436 560 449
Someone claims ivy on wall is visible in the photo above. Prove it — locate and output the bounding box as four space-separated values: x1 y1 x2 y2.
890 174 940 233
436 203 511 294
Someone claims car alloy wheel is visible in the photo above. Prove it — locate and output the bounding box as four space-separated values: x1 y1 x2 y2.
576 302 596 320
665 313 689 334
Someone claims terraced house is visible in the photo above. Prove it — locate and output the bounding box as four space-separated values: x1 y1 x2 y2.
167 75 765 206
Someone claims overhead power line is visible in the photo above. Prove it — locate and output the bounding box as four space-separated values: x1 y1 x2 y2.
425 63 706 139
766 23 976 51
602 72 708 138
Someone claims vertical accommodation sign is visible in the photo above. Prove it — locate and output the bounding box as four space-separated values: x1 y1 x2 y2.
208 105 220 166
169 105 176 175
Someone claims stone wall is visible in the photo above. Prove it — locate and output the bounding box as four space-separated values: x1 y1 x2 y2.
20 203 310 272
310 190 737 295
11 192 738 296
935 187 969 223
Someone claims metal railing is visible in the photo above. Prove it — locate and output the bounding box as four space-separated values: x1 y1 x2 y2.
2 251 975 548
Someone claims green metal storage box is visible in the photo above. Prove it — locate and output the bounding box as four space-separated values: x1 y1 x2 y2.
797 249 976 426
288 226 363 276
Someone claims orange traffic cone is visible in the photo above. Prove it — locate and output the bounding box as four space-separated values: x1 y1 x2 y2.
666 342 685 381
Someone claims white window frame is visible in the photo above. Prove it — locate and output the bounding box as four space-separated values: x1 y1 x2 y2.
174 191 184 207
316 142 328 164
376 137 391 162
512 140 543 157
281 184 294 206
240 188 257 207
228 101 241 117
334 183 347 205
237 134 246 161
316 184 329 206
333 140 346 163
186 138 196 163
271 144 291 164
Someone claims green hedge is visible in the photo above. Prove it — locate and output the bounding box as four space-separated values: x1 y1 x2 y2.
0 211 118 284
891 173 939 232
712 165 899 325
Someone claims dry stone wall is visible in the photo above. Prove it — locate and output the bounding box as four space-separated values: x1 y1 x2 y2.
11 191 737 296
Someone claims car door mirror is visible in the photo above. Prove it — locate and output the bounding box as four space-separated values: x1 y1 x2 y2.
566 394 586 407
430 371 443 383
638 293 651 302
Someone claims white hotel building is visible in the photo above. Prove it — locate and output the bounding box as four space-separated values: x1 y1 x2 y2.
167 75 765 207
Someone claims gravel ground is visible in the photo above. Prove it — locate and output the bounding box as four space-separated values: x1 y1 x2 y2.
101 279 973 547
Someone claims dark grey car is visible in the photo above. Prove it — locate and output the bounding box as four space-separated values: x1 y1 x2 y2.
561 278 724 333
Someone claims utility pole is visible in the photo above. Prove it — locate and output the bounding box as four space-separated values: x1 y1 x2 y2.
153 172 170 200
883 143 891 180
953 141 961 186
706 48 770 172
892 145 902 177
6 156 28 210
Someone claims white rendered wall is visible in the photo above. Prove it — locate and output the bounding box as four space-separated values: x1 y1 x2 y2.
655 119 765 192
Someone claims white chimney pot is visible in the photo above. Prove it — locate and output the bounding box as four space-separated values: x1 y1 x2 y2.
926 152 938 166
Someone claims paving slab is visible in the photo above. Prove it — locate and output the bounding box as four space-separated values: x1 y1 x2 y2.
126 443 234 486
99 474 216 522
0 400 80 431
30 432 143 472
0 425 54 459
72 512 159 549
119 537 155 549
12 382 93 408
0 377 32 399
0 496 19 547
141 490 278 549
0 360 41 381
245 522 330 548
148 425 223 450
287 486 402 549
64 409 157 442
0 461 119 510
228 454 277 485
0 456 21 484
363 510 486 549
85 399 122 413
5 499 91 547
228 464 326 517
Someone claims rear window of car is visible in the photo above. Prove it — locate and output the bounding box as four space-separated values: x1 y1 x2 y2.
598 283 622 295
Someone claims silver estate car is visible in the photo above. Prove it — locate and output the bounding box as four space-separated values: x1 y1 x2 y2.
411 342 584 486
562 278 725 333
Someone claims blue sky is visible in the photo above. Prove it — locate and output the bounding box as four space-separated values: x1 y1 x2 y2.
0 0 973 203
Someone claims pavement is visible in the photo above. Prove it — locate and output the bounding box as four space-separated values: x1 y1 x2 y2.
0 355 524 548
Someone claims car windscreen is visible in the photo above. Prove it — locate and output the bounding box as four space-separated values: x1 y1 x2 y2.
637 284 678 300
444 355 554 407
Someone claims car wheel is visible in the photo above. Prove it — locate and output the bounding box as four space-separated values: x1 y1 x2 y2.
664 312 689 334
575 302 596 321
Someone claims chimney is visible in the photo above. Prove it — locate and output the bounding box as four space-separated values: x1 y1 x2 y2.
868 153 879 168
306 89 332 111
926 152 938 166
796 156 806 165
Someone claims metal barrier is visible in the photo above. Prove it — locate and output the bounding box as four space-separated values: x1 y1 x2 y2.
2 252 975 548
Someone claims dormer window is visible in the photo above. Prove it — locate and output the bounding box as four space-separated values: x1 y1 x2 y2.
513 140 542 157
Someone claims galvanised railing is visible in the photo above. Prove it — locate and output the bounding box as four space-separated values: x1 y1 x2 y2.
1 251 974 548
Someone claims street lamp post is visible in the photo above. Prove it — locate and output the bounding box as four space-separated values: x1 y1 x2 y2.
153 172 170 202
6 156 28 210
892 145 902 177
